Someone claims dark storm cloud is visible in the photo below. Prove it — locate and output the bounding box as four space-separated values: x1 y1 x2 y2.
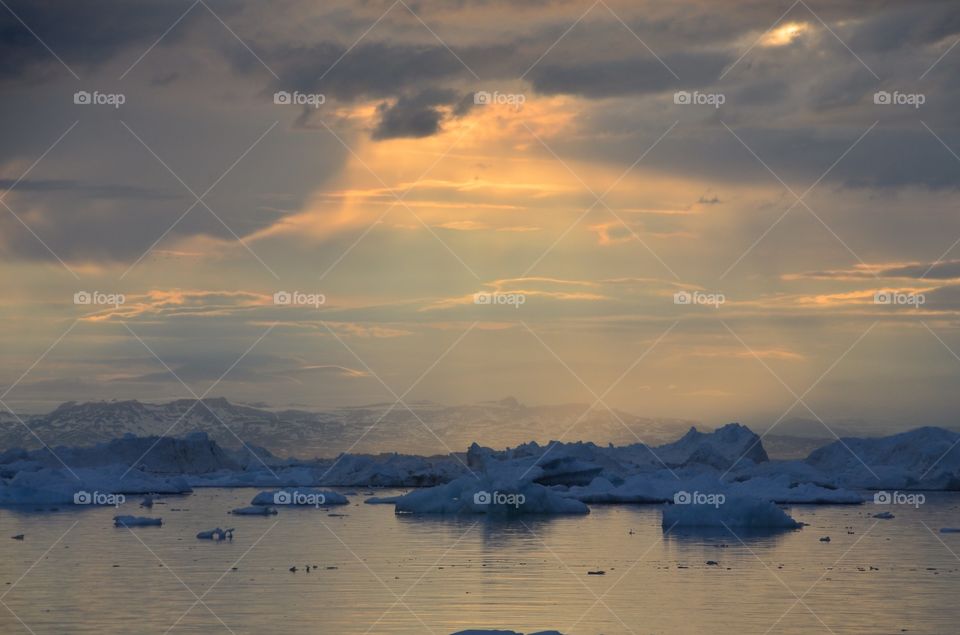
0 178 177 200
0 0 213 82
529 52 730 98
371 88 461 140
265 40 478 100
844 2 960 53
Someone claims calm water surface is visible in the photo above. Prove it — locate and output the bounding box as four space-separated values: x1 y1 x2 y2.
1 488 958 634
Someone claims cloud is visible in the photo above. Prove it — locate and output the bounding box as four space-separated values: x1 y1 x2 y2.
0 0 208 82
0 178 176 200
786 260 960 281
371 89 463 140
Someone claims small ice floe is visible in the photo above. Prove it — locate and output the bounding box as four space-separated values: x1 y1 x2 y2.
940 528 960 533
230 506 277 516
819 536 831 542
364 495 402 505
114 515 162 527
250 488 348 507
196 527 234 541
586 570 605 575
872 511 895 519
11 534 24 540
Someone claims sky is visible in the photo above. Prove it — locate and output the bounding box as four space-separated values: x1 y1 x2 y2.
1 0 960 435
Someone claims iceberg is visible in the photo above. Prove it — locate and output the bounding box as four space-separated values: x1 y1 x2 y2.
662 496 801 530
0 466 191 506
114 515 162 527
230 506 278 516
250 488 348 506
392 475 588 515
196 527 234 540
804 427 960 489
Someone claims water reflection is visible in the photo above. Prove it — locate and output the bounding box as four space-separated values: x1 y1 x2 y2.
0 489 958 634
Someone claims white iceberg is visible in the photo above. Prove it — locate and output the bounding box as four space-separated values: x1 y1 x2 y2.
0 465 191 506
662 496 801 530
392 476 588 515
804 427 960 489
250 488 348 506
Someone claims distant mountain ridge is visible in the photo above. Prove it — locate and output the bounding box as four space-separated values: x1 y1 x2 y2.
0 397 702 458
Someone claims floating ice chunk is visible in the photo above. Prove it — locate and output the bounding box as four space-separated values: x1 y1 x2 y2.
250 488 348 506
392 476 588 515
662 496 800 530
230 506 277 516
196 527 233 540
872 511 895 519
114 515 162 527
364 495 403 505
727 475 863 505
0 465 190 506
805 426 960 489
